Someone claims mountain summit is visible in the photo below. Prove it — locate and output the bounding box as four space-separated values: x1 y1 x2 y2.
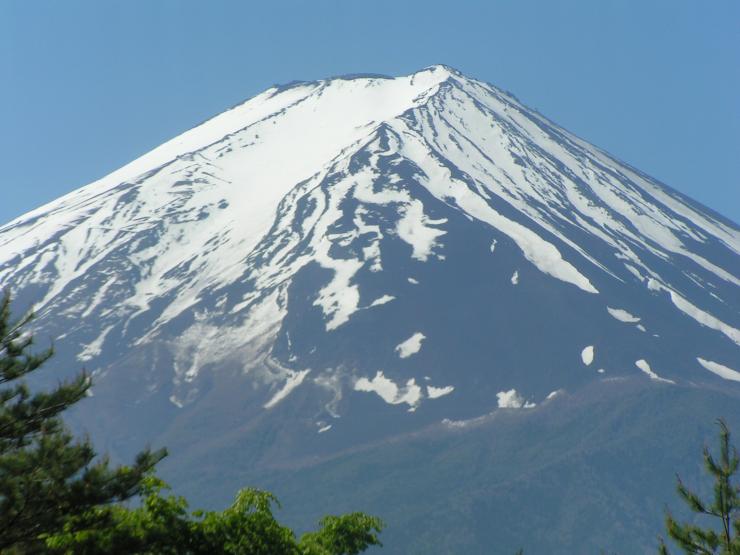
1 66 739 553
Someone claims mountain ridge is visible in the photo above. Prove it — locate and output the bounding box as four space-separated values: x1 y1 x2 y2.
1 65 739 553
2 65 738 403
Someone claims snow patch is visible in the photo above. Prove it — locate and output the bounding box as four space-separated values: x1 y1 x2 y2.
647 278 662 292
581 345 594 366
369 295 395 307
312 238 364 331
395 332 426 358
496 389 536 409
697 358 740 382
427 385 454 399
635 359 674 384
354 371 422 410
666 288 740 346
646 280 740 345
313 372 343 418
396 200 446 261
78 325 114 362
607 307 641 323
167 287 287 388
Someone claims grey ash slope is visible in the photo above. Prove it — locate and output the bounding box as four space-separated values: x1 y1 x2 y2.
1 65 738 554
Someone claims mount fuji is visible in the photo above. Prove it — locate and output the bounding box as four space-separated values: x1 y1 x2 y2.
1 65 739 553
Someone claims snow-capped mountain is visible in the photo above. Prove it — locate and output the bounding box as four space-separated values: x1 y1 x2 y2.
1 65 739 554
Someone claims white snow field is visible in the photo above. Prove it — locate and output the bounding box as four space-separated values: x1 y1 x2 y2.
0 64 738 410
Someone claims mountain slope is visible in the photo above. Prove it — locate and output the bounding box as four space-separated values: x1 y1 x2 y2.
1 65 738 553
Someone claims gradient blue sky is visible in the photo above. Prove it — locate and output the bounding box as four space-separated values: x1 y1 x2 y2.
1 0 738 224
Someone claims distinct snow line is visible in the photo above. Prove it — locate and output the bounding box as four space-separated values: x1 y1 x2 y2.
395 332 426 358
496 389 536 409
581 345 594 366
635 359 674 384
0 83 318 238
264 369 311 409
697 358 740 382
1 67 459 239
607 307 641 323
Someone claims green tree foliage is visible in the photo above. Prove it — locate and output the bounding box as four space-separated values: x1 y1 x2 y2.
0 291 165 551
44 477 384 554
298 513 385 555
0 290 383 553
660 419 740 554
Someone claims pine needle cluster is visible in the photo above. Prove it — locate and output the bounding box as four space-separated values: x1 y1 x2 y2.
660 419 740 554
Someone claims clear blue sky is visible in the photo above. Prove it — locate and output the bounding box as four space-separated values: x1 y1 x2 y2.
1 0 738 225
